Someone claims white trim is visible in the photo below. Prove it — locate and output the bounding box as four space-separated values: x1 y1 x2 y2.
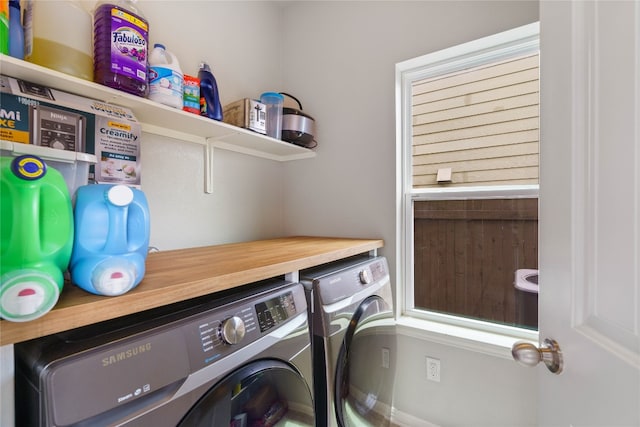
391 406 441 427
411 185 539 200
395 22 541 350
396 317 537 360
396 22 540 84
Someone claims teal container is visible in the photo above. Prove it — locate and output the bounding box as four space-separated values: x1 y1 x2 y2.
70 184 150 296
0 155 74 322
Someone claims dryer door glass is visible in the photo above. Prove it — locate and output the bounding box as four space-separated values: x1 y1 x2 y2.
178 359 314 427
334 296 396 427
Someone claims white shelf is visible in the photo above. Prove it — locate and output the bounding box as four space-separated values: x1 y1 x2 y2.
0 140 97 164
0 55 316 162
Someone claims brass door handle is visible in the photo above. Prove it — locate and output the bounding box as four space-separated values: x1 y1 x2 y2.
512 338 563 374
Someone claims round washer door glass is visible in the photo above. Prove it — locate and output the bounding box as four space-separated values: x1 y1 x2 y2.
179 359 314 427
334 295 396 427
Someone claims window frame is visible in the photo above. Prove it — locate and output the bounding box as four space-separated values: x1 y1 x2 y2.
395 22 541 355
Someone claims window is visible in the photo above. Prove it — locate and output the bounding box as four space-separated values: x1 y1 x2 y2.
396 23 540 344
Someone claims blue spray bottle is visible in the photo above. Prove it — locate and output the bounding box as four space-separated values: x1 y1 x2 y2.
198 61 223 121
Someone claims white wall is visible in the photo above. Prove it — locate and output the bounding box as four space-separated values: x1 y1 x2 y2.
1 3 286 426
122 0 289 250
2 2 541 426
138 0 288 250
394 333 537 426
279 2 539 425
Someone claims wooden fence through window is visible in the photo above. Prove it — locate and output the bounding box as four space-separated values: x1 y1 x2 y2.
413 198 538 327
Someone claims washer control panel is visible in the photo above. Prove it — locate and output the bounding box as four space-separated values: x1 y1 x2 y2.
186 282 307 370
219 316 246 345
358 269 372 285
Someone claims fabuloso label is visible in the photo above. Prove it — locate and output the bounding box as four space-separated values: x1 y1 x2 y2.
110 8 148 83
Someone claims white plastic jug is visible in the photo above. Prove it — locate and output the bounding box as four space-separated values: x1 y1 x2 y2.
24 0 93 80
148 43 184 109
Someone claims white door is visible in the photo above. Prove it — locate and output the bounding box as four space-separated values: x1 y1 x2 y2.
536 1 640 425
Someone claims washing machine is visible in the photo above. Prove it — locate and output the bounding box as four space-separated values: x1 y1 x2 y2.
301 256 396 427
14 279 314 427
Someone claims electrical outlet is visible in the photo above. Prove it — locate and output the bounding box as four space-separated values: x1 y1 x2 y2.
381 348 390 369
426 357 441 382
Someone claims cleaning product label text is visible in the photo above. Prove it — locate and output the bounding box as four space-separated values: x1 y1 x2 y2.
109 8 148 83
94 116 141 186
149 66 183 102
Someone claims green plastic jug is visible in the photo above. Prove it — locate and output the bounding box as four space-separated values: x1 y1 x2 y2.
0 155 74 322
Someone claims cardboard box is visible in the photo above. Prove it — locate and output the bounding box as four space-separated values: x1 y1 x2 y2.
223 98 266 135
183 74 200 115
0 75 142 187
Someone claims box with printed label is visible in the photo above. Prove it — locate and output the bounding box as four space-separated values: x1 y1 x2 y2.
0 75 142 187
222 98 266 135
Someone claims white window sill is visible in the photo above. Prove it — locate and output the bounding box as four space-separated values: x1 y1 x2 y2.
395 316 539 360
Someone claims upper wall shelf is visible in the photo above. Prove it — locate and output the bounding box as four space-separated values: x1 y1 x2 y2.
0 55 316 162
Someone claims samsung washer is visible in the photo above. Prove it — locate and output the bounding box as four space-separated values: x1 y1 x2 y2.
301 256 396 427
14 279 314 426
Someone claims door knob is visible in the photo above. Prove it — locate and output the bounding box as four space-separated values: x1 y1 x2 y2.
512 338 563 374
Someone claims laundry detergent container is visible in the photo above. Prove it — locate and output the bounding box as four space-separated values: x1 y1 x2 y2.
70 184 150 296
0 155 74 322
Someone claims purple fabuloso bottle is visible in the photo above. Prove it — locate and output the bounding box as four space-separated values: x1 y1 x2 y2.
93 0 148 97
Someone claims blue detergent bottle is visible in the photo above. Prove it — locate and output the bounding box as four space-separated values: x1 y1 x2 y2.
0 155 74 322
198 61 223 121
70 184 150 296
8 0 23 59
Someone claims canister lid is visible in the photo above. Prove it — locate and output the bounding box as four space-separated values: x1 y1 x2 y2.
11 155 46 181
260 92 284 102
107 184 134 207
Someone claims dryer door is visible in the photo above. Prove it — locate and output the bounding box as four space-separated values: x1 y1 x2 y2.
334 296 396 427
178 359 314 427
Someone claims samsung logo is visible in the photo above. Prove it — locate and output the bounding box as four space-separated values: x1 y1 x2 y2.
102 343 152 367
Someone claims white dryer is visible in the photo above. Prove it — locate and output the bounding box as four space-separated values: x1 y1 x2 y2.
301 256 396 427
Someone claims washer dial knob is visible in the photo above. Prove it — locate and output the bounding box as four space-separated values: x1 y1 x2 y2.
220 316 246 345
359 269 372 285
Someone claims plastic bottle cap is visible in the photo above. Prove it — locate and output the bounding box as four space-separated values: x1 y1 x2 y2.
154 43 165 49
0 271 60 322
92 260 136 296
11 155 46 181
260 92 284 101
107 185 134 207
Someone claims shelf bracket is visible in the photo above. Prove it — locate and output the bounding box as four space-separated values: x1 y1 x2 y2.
285 271 300 283
204 140 215 194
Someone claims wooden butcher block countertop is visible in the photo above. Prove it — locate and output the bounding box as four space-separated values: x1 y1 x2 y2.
0 236 383 346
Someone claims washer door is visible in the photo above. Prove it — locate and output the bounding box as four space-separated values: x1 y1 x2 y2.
178 359 314 427
334 295 396 427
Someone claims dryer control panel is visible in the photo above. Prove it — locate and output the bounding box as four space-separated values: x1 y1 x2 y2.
311 257 390 306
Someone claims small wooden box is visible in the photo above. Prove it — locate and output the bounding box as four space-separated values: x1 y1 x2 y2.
223 98 266 134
